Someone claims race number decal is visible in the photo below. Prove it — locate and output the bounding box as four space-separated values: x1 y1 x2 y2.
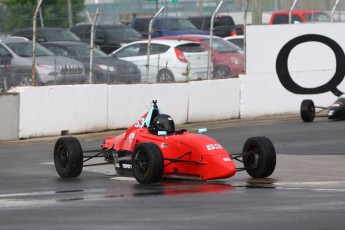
134 118 145 128
206 144 223 150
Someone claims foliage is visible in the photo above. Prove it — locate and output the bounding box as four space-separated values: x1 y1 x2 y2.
1 0 85 33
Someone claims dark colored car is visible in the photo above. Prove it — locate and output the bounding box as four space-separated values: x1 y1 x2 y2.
41 41 141 84
187 15 240 37
131 17 208 38
11 27 81 43
0 45 14 91
69 23 142 54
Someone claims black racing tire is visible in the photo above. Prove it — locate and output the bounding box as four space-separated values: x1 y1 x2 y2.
54 137 83 178
156 69 175 83
242 136 276 178
300 99 315 122
132 142 164 184
213 66 232 79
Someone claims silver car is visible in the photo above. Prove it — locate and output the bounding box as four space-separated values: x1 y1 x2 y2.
0 36 86 86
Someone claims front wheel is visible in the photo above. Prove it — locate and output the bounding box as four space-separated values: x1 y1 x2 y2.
54 137 83 178
242 136 276 178
132 143 164 184
300 99 315 122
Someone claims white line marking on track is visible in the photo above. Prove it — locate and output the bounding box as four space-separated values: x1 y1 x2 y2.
110 177 136 182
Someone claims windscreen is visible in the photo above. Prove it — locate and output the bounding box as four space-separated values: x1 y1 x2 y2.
176 43 205 53
160 19 197 30
200 38 241 53
304 13 331 22
105 27 141 40
44 30 81 41
7 42 54 57
66 44 108 58
204 16 235 28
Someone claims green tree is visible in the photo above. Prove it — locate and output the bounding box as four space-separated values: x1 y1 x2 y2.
2 0 85 32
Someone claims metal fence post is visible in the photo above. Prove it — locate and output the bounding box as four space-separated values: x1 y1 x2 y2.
32 0 43 87
207 0 223 80
89 8 99 84
289 0 298 24
243 0 249 75
331 0 340 22
145 6 164 84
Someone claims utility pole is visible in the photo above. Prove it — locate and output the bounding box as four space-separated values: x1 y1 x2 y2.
252 0 262 25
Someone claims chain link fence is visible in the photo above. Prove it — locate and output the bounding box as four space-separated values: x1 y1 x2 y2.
1 0 345 92
84 0 345 24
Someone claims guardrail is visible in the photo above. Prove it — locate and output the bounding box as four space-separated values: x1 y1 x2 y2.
1 79 240 140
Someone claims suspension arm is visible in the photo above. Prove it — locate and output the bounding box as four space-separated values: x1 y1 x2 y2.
164 151 195 167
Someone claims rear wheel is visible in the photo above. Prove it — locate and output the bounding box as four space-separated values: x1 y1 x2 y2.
214 66 232 79
300 99 315 122
156 69 175 83
54 137 83 178
132 143 164 184
242 136 276 178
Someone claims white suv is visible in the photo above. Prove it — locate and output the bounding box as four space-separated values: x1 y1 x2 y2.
109 39 209 83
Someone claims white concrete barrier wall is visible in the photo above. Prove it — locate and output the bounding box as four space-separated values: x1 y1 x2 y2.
240 73 340 118
4 79 240 140
107 83 189 129
0 93 19 140
188 79 240 122
10 85 108 138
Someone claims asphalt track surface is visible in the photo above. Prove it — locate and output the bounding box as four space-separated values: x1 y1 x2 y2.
1 115 345 230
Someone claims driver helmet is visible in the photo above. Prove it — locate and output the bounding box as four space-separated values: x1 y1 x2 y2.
151 114 175 134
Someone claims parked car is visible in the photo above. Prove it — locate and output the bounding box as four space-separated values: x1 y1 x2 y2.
131 17 208 38
269 10 331 24
41 41 141 84
0 37 86 86
69 23 142 54
187 15 240 37
230 24 246 36
223 35 244 50
158 35 244 78
11 27 81 43
109 39 209 83
0 45 15 91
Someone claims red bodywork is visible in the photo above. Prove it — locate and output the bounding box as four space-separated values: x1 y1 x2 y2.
102 109 237 181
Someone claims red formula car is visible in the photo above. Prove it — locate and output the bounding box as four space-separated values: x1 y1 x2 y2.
54 100 276 184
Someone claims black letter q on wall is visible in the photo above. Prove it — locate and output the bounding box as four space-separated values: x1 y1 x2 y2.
276 34 345 96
